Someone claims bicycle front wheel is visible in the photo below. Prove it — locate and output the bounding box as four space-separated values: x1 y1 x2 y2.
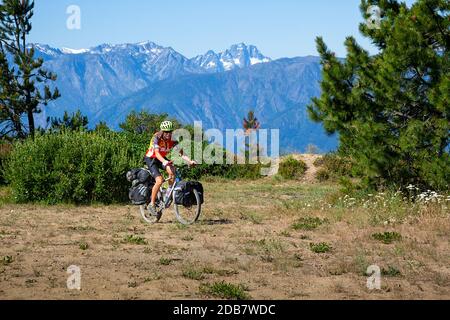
173 189 202 225
139 204 162 224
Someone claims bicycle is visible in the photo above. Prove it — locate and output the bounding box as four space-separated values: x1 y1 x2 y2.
139 168 202 225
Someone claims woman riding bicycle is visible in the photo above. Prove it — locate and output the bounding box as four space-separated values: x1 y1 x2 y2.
144 121 197 215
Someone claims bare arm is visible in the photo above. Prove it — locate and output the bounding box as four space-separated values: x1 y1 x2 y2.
179 149 197 165
154 149 168 164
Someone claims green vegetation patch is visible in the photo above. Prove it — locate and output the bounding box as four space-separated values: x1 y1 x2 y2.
309 242 332 254
159 257 173 266
200 281 250 300
382 266 402 277
278 156 307 180
123 235 148 245
372 232 402 244
292 217 327 231
1 256 13 265
79 242 89 250
182 267 205 280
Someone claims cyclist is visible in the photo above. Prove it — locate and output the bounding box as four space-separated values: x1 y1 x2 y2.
144 120 196 215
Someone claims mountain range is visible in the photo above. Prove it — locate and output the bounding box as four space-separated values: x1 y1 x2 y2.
31 41 337 153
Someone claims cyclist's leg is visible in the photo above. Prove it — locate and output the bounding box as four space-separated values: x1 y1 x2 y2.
151 176 163 206
144 157 163 207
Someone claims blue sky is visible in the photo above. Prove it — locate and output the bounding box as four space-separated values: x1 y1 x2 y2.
30 0 416 59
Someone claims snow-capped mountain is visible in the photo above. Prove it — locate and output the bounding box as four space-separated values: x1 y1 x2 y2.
30 44 63 59
60 47 90 54
33 41 204 78
32 41 271 73
192 43 271 72
29 41 274 119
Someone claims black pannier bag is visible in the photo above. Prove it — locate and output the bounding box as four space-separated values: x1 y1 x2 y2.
174 181 191 207
187 181 204 205
138 169 153 184
126 168 154 184
174 181 204 207
126 168 155 205
126 168 140 182
129 183 150 205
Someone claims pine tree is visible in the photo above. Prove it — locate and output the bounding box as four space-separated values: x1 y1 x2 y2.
308 0 449 191
0 0 60 139
0 45 25 139
94 121 110 134
119 111 181 135
47 110 89 132
243 110 261 134
243 110 261 163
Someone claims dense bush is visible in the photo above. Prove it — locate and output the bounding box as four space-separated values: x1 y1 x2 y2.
4 131 141 204
315 168 330 182
278 156 307 180
178 162 264 181
313 153 358 181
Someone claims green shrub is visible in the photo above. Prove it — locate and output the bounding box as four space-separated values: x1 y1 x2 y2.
200 281 250 300
319 153 356 177
159 257 173 266
316 168 330 182
182 267 205 280
381 266 401 277
309 242 332 254
278 156 307 180
4 131 141 204
79 242 89 250
123 235 148 245
177 161 266 181
372 232 402 244
1 255 13 265
292 217 327 231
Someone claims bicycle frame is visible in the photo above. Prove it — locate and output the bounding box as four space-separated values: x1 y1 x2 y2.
160 173 181 208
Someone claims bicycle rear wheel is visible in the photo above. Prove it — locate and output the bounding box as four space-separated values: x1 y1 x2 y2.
173 189 202 225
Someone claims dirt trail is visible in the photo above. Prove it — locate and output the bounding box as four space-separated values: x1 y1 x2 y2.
291 154 322 183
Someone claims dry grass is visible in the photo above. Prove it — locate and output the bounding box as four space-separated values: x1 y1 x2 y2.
0 178 448 300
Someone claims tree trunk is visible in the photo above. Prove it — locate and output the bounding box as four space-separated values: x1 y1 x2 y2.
27 109 34 139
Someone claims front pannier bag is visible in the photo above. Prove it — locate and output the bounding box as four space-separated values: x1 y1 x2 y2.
174 181 204 207
187 181 204 204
